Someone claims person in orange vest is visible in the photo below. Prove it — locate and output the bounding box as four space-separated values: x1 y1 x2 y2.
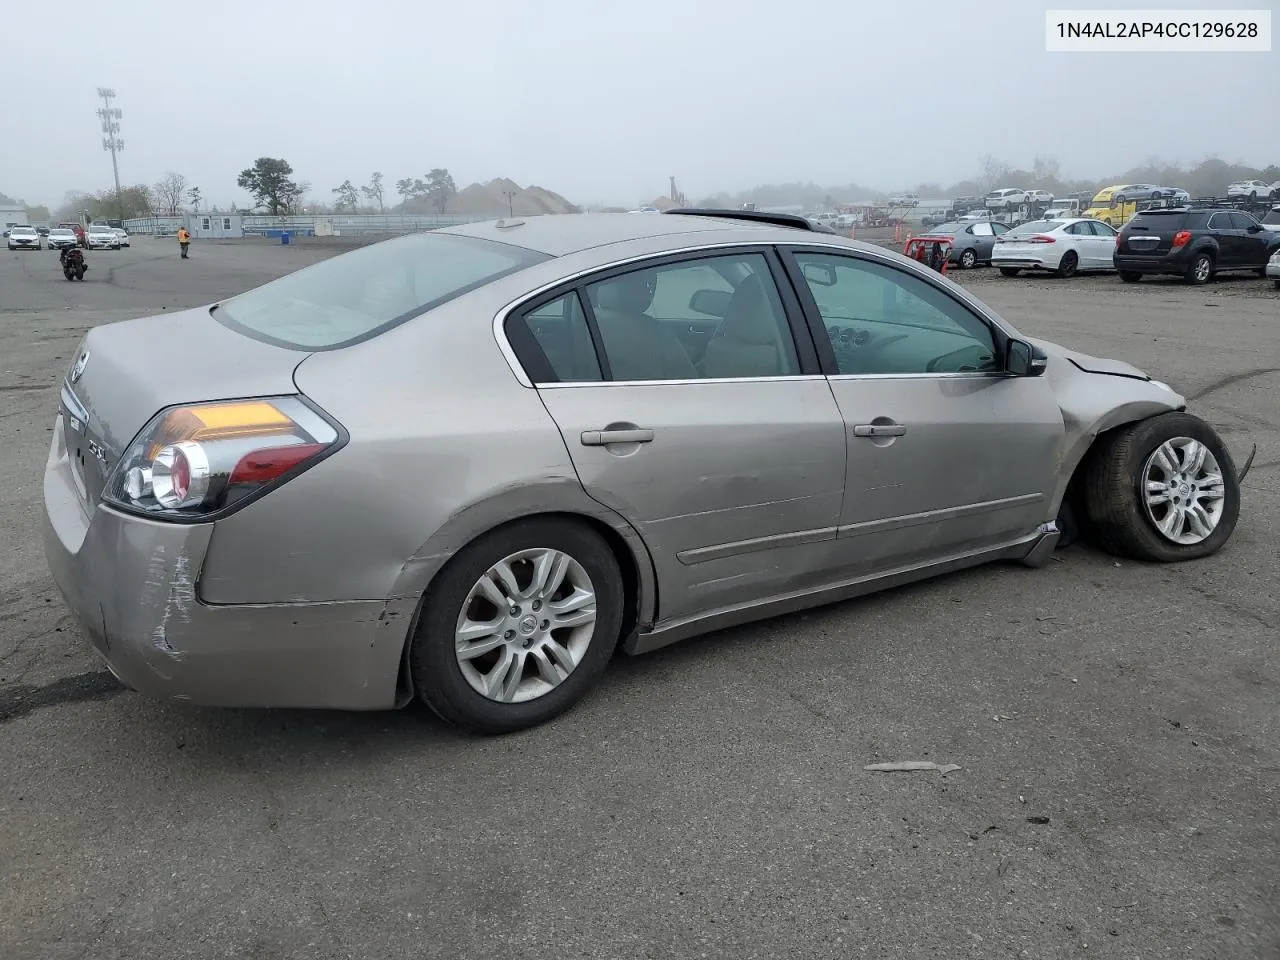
177 226 191 259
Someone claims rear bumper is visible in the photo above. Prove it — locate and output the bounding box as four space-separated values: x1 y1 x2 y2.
1113 252 1193 274
992 253 1051 269
41 417 413 710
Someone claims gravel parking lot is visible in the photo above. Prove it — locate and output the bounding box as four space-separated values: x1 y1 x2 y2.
2 235 1278 960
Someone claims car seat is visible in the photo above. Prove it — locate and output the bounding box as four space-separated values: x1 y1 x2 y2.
591 273 698 381
699 275 795 378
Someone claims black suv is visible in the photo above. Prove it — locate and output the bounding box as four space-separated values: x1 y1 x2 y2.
1114 207 1280 285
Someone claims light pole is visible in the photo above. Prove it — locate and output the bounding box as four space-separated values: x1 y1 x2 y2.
96 87 125 225
502 188 517 217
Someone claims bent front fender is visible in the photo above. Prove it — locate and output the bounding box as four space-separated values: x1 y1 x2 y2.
1049 381 1187 518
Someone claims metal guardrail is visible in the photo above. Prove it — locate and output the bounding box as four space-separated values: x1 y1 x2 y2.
123 213 501 237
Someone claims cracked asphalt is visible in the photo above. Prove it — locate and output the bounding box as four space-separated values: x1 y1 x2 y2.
2 235 1277 960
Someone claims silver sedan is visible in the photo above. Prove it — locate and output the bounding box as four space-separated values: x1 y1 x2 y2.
43 212 1248 734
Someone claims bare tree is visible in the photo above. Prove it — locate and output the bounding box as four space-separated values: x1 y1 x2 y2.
153 171 188 217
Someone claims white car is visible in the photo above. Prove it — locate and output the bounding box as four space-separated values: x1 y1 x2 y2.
960 209 997 221
991 217 1119 279
6 225 41 250
1267 248 1280 289
1043 200 1083 219
1227 180 1280 201
888 193 919 207
112 227 130 247
1259 205 1280 232
985 188 1028 210
1026 189 1055 204
46 227 78 251
86 225 121 249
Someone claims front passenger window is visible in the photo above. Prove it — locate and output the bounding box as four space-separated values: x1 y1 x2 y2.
794 253 998 376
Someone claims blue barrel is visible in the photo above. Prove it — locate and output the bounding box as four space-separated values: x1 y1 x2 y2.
281 231 291 245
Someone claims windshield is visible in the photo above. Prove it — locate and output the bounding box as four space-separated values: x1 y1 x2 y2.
50 229 73 236
1263 210 1280 225
1006 220 1062 236
214 231 549 351
12 227 36 234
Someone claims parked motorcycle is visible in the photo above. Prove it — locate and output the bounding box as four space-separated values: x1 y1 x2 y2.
60 247 88 281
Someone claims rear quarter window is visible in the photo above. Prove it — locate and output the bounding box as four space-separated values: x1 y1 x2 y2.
214 232 549 351
1128 212 1188 230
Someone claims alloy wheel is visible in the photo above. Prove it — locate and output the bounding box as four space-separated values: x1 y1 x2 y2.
454 547 597 703
1141 437 1226 545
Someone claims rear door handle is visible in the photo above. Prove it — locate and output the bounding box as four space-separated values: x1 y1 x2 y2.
581 428 655 446
853 423 906 438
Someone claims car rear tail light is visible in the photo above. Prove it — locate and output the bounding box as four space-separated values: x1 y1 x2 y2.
1024 235 1056 244
103 396 343 520
1172 230 1192 249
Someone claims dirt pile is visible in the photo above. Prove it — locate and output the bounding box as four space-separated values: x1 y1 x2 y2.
449 179 580 217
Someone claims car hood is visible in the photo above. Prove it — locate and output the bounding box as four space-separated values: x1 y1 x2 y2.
1027 337 1151 381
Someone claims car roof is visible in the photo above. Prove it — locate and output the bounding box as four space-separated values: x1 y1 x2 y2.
435 212 854 257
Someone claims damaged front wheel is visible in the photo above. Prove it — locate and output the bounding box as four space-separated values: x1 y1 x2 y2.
1081 412 1241 562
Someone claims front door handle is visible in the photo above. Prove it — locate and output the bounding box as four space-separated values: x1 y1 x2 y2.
581 428 655 446
853 423 906 438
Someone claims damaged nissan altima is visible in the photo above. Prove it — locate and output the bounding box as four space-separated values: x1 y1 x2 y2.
42 210 1254 734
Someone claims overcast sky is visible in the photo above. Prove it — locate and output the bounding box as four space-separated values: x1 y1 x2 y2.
1 0 1276 209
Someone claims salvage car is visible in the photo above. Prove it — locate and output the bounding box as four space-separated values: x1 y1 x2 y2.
914 219 1012 267
1115 207 1280 285
1268 248 1280 289
992 218 1118 278
43 210 1249 734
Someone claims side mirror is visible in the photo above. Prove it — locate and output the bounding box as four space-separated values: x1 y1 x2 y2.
688 288 732 317
1247 223 1263 233
1006 339 1048 377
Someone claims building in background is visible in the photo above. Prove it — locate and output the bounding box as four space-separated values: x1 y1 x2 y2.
186 213 244 239
1 204 30 229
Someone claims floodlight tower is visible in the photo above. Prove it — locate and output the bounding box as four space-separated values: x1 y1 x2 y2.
96 87 125 223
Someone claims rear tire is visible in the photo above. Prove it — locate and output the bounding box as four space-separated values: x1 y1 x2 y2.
410 517 625 735
1055 251 1079 278
1120 271 1142 283
1081 412 1239 563
999 267 1021 277
1185 252 1213 285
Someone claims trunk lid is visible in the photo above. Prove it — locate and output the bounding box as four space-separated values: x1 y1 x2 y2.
58 306 308 513
1118 210 1191 256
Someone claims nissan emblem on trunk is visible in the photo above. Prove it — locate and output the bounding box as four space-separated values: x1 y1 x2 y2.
70 351 90 383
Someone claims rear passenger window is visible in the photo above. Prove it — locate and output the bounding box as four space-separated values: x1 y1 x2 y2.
583 254 801 382
508 293 603 384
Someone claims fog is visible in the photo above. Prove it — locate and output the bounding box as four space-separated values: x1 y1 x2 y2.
1 0 1276 209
